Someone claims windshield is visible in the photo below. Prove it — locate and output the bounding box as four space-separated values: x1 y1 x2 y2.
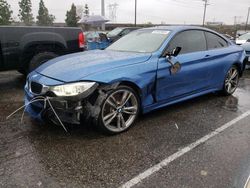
238 33 250 40
107 28 123 37
106 30 170 53
86 32 100 41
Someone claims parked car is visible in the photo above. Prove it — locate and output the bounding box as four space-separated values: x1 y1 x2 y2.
241 42 250 68
223 34 235 42
0 26 84 74
236 30 250 38
107 27 140 43
25 26 246 134
84 31 110 50
236 32 250 45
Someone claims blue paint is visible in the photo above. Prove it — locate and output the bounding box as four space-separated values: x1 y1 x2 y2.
87 41 110 50
25 26 246 120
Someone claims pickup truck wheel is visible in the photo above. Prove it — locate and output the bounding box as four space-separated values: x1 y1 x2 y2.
17 69 27 76
29 52 58 72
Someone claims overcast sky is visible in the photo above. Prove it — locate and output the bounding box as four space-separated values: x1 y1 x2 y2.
6 0 250 25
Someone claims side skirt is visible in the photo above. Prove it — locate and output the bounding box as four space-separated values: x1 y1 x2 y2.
143 88 220 114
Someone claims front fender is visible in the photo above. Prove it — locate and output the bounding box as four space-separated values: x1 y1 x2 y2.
81 57 158 108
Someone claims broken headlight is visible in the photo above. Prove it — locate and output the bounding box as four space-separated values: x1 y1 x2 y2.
50 82 96 97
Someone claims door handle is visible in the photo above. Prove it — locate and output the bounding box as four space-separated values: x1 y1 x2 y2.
205 54 211 58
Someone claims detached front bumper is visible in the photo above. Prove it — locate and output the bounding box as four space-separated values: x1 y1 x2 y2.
24 87 84 125
24 91 44 121
24 72 100 125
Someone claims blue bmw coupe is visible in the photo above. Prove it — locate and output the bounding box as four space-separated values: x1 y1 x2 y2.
25 26 246 134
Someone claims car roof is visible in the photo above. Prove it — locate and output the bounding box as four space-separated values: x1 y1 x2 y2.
143 25 214 32
138 25 229 38
134 25 232 44
116 27 141 29
241 32 250 35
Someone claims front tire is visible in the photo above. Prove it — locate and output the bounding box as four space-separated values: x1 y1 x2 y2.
221 65 239 96
97 85 140 135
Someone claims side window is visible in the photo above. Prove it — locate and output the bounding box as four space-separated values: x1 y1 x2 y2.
166 30 207 54
205 32 228 50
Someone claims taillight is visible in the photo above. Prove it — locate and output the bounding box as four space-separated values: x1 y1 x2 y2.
78 32 85 48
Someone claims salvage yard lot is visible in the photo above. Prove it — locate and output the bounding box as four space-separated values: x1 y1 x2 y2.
0 70 250 188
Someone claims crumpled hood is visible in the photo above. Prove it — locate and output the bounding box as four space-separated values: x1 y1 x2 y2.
36 50 151 82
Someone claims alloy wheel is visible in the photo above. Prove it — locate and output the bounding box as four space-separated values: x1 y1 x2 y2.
101 88 139 133
225 66 239 94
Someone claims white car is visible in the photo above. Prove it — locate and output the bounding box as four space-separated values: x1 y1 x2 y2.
236 32 250 45
241 42 250 69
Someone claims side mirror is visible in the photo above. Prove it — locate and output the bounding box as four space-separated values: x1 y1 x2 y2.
165 47 182 75
164 47 182 57
247 39 250 42
171 47 182 57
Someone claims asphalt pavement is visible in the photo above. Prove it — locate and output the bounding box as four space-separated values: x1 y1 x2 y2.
0 70 250 188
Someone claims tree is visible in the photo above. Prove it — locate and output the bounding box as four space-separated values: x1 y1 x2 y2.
76 4 89 20
65 3 78 27
18 0 34 25
76 5 84 19
0 0 13 25
84 4 89 17
36 0 55 26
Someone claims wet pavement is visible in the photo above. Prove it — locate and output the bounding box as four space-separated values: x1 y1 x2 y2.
0 70 250 188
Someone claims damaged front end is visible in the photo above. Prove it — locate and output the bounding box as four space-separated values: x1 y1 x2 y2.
24 73 110 126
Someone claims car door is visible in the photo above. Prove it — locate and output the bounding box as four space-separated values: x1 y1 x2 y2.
203 31 230 87
156 30 213 102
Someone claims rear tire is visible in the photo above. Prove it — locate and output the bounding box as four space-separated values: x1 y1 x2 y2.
29 52 58 72
221 65 239 96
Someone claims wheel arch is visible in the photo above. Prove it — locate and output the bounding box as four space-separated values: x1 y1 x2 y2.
232 61 244 77
118 81 142 98
20 42 65 70
22 42 66 56
89 80 143 108
110 81 143 111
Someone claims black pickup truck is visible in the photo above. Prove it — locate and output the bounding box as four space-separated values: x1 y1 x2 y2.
0 26 85 74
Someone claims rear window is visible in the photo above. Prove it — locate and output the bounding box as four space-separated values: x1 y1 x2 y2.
205 32 228 50
86 32 100 40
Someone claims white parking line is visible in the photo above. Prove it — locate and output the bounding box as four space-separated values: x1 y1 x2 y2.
120 110 250 188
244 174 250 188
